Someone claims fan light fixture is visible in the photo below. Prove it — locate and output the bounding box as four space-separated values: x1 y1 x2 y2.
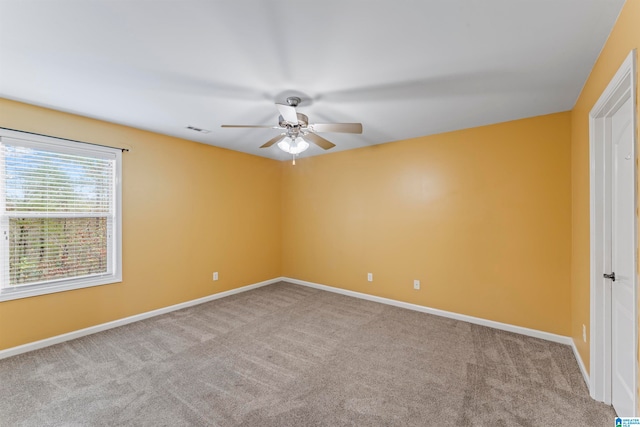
278 136 309 155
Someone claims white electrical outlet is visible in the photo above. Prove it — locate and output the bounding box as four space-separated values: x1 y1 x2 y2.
582 324 587 342
367 273 373 282
213 272 219 281
413 279 420 290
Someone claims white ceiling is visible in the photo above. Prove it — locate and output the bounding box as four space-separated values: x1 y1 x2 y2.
0 0 626 160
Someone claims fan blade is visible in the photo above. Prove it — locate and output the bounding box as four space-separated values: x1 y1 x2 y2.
305 133 336 150
260 134 285 148
309 123 363 134
276 103 299 124
221 125 277 128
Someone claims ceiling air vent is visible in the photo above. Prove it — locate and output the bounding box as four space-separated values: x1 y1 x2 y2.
186 126 211 134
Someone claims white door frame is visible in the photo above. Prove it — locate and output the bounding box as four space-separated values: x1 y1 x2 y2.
589 49 638 412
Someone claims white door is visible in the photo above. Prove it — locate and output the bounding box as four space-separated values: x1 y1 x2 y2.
610 93 636 417
590 50 637 413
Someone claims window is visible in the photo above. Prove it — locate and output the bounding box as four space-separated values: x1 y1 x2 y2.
0 129 122 301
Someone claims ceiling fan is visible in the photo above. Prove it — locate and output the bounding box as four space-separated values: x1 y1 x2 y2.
221 96 363 163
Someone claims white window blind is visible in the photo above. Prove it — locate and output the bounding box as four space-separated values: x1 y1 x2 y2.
0 130 122 301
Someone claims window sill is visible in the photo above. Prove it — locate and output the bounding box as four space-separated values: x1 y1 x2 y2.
0 274 122 302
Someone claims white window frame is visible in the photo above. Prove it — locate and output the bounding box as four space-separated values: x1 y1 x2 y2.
0 129 122 302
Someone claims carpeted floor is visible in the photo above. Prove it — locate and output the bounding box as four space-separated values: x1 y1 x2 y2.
0 281 616 426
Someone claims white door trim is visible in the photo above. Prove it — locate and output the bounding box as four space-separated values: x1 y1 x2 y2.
589 49 638 412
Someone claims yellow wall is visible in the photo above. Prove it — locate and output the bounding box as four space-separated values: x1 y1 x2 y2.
282 112 572 335
570 0 640 374
0 98 282 350
0 100 573 351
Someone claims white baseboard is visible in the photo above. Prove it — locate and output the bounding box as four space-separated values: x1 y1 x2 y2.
284 277 573 346
0 277 284 360
1 276 577 365
571 339 591 390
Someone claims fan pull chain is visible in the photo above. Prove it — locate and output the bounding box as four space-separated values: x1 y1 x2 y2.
292 153 296 165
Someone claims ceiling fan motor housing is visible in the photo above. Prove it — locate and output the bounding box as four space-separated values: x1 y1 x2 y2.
279 113 309 129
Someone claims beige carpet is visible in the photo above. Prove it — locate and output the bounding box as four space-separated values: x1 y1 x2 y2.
0 281 616 426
